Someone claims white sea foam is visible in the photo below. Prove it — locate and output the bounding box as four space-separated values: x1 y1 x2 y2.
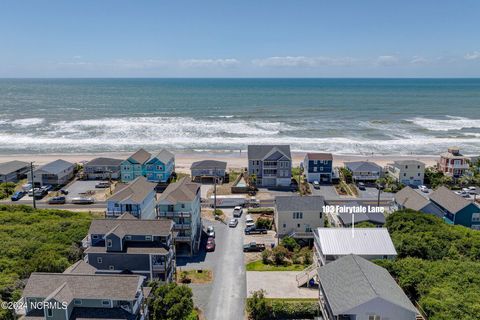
9 117 45 127
408 116 480 131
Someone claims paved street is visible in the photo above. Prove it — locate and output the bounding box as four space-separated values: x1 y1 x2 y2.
177 208 246 320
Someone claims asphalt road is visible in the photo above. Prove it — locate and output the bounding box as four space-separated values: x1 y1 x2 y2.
177 208 246 320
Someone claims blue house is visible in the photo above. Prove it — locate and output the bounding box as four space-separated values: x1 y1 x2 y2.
121 148 175 183
303 153 333 183
429 186 480 230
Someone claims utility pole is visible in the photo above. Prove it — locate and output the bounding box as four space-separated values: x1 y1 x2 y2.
30 162 36 209
213 167 217 217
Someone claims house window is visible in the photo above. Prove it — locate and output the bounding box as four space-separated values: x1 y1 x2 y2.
92 235 98 239
297 224 300 228
472 213 480 222
283 224 286 228
47 309 53 317
97 257 103 264
107 239 112 247
74 299 82 305
181 204 185 208
125 235 131 240
102 300 110 306
403 173 406 176
313 167 317 172
146 235 152 240
418 173 421 176
368 316 381 320
109 265 115 270
292 212 303 219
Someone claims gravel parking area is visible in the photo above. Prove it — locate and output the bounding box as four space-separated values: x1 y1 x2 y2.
247 271 318 298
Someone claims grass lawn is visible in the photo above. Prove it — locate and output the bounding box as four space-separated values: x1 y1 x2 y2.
177 269 213 284
246 260 306 271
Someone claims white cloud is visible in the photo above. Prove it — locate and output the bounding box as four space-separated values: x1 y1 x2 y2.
179 58 239 68
376 55 400 66
464 51 480 60
410 56 429 65
252 56 355 67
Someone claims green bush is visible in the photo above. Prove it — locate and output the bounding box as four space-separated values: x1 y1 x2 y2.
280 237 299 252
0 183 16 200
246 290 270 320
150 283 194 320
270 300 319 319
255 217 272 230
272 246 290 266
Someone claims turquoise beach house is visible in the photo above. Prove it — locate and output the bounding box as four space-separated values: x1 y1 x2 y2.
121 148 175 183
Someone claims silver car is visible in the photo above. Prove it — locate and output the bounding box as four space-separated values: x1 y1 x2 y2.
206 225 215 238
229 218 238 228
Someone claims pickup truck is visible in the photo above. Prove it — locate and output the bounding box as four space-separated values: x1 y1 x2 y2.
243 242 266 252
244 226 268 235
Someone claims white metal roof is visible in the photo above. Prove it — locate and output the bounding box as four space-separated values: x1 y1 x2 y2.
316 228 397 256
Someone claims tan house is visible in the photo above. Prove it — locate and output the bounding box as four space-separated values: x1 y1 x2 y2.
274 195 325 239
385 160 425 186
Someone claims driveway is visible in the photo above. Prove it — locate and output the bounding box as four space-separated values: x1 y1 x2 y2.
177 208 246 320
309 184 340 200
65 180 106 201
246 271 318 299
357 187 394 200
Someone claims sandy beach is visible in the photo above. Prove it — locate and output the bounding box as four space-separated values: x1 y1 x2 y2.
0 151 439 173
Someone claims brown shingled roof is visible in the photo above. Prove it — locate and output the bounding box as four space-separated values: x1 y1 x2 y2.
128 148 151 164
158 177 200 204
306 153 333 161
429 186 471 214
108 176 156 204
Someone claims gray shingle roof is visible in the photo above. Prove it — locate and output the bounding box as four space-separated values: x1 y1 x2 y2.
318 255 418 315
344 161 382 172
0 160 29 175
37 159 74 175
149 149 174 164
22 273 143 302
248 145 291 160
158 177 200 204
86 157 123 166
275 195 325 212
337 212 386 226
108 176 156 203
191 160 227 170
395 186 431 211
429 186 471 214
88 217 173 236
127 148 151 164
63 260 97 275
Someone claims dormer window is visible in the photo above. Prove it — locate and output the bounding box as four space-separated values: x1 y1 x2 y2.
107 239 113 247
125 235 131 240
145 235 152 241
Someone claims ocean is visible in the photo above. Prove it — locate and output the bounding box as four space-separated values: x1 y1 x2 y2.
0 78 480 155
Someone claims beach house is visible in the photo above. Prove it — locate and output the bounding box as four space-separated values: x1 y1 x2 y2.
17 271 148 320
303 153 333 183
83 213 175 282
83 157 122 180
0 160 29 183
27 159 75 187
248 145 292 188
318 255 420 320
429 186 480 229
274 195 325 239
106 176 157 219
157 177 202 256
394 186 444 218
313 228 397 265
190 160 227 183
437 147 469 178
385 160 425 186
344 161 382 183
120 148 175 183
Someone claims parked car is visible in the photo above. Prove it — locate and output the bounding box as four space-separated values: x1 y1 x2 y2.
462 187 470 193
48 196 66 204
245 214 255 228
41 185 53 192
244 226 268 235
95 182 110 188
233 206 243 217
243 242 266 252
71 197 95 204
206 237 216 252
21 183 32 191
454 191 469 198
229 218 238 228
313 181 320 189
28 188 47 199
11 191 26 201
419 185 428 193
357 182 366 190
468 186 477 194
206 225 215 238
60 189 69 195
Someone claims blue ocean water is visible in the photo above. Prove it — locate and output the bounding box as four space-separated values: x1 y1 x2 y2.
0 78 480 155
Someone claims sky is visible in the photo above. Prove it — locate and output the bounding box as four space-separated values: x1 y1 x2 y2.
1 0 480 78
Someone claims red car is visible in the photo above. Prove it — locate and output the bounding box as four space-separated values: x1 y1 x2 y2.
206 237 216 252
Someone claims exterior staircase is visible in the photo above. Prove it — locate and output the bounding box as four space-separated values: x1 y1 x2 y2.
296 263 318 287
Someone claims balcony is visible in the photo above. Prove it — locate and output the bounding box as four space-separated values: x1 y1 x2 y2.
152 263 166 271
158 211 191 218
175 235 192 242
81 235 91 248
173 223 191 230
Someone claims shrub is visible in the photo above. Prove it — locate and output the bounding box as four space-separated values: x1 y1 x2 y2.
270 300 319 319
246 290 270 320
261 250 272 265
255 217 272 230
280 237 299 252
150 283 194 320
213 209 223 216
272 246 289 266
